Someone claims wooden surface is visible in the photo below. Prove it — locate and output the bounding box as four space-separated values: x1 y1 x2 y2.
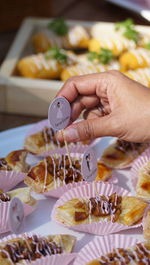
0 0 150 132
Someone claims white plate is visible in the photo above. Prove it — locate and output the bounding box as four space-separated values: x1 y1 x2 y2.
0 124 144 263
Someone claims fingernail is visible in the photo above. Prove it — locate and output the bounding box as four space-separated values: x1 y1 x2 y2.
63 126 79 141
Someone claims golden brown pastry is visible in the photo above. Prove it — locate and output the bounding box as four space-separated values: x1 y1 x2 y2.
95 161 112 182
32 25 89 53
135 161 150 201
143 207 150 240
24 127 64 155
86 241 150 265
119 48 150 71
0 234 76 264
0 150 29 173
24 155 83 193
55 192 147 226
101 139 149 169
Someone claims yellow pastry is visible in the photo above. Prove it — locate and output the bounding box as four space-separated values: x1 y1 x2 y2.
119 48 150 71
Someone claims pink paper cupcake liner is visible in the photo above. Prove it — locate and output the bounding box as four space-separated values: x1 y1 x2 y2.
0 170 26 192
52 182 141 235
43 153 117 198
0 233 76 265
131 148 150 189
74 234 139 265
0 201 37 234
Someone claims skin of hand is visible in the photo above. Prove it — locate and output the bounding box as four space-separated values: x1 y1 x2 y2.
56 70 150 143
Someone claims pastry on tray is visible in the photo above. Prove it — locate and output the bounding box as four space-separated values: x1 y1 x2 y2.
61 60 120 81
0 234 76 264
86 241 150 265
24 154 83 193
55 192 147 226
0 187 37 207
125 67 150 88
96 161 112 182
24 126 65 155
0 149 29 172
119 48 150 71
32 18 89 53
101 139 149 169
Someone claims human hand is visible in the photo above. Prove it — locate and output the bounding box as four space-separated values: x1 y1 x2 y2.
56 70 150 143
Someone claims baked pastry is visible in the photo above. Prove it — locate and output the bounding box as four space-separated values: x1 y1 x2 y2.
25 154 83 193
135 161 150 201
143 208 150 240
90 23 136 56
86 241 150 265
119 48 150 71
125 67 150 88
32 24 89 53
96 161 112 182
101 139 149 169
24 127 65 155
17 53 63 79
7 187 37 207
61 60 120 81
0 149 29 172
0 234 76 264
55 192 147 226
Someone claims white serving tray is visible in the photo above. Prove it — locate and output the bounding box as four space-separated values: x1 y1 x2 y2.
0 17 150 116
0 124 144 265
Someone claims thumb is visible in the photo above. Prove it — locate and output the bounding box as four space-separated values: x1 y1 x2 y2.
56 116 117 142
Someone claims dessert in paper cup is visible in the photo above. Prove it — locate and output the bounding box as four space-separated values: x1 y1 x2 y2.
24 151 116 198
24 119 90 156
101 138 150 169
74 234 144 265
143 204 150 240
0 149 29 191
52 182 147 235
131 148 150 201
0 187 37 234
0 232 76 265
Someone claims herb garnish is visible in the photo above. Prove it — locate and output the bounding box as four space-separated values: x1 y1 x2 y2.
45 47 67 64
115 18 139 43
88 48 114 64
48 18 69 36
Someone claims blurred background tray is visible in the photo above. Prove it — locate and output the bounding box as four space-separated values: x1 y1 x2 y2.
0 17 150 117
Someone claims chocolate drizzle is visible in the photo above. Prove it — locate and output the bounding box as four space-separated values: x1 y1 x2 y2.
0 190 10 202
97 242 150 265
74 193 122 223
42 127 64 148
0 158 11 171
28 154 82 191
0 235 62 263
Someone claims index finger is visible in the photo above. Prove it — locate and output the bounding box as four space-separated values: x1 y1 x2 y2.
57 73 104 103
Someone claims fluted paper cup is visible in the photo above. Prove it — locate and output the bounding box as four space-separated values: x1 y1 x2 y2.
52 182 141 235
74 234 139 265
131 148 150 189
0 233 76 265
0 170 26 192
